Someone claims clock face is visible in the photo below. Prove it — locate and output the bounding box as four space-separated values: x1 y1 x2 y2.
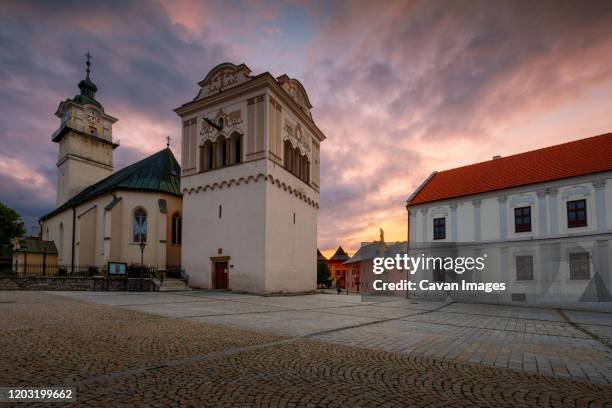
87 110 97 124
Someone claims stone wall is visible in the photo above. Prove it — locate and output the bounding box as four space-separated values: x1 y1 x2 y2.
0 277 156 291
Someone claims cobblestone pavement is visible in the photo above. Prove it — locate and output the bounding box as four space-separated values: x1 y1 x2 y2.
2 291 612 407
56 291 612 383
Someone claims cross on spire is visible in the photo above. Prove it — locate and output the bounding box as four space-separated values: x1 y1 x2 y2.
85 52 92 79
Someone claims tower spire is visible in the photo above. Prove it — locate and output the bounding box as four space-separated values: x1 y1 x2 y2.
77 51 99 105
85 51 91 79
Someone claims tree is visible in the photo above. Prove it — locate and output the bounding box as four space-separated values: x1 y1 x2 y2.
317 261 331 287
0 202 25 256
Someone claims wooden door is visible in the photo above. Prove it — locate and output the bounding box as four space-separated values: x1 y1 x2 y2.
214 262 228 289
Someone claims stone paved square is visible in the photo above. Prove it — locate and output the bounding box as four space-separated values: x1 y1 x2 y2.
2 290 612 407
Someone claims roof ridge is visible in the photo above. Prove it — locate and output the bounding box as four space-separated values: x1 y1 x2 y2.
436 132 612 174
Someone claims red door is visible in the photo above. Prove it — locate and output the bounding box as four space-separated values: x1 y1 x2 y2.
214 262 228 289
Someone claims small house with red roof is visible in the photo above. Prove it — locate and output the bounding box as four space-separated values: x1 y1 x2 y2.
406 133 612 306
326 246 350 288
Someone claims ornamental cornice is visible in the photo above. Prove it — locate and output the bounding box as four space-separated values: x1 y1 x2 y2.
181 173 319 208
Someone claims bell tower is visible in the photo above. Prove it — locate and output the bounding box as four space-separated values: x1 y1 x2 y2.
52 53 119 205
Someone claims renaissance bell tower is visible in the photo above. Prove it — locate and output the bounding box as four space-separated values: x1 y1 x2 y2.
52 53 119 205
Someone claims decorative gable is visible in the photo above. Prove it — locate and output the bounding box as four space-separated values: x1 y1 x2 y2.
276 75 312 118
195 62 252 100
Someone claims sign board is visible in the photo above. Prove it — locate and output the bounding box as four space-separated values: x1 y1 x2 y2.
107 262 127 276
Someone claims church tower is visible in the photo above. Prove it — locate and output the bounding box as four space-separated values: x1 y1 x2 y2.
175 63 325 293
52 54 119 205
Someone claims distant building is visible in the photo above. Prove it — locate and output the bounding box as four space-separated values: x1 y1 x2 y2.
406 133 612 306
345 240 407 295
327 246 350 287
12 237 58 275
317 249 327 263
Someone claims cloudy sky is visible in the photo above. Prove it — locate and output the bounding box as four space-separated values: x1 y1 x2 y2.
1 0 612 257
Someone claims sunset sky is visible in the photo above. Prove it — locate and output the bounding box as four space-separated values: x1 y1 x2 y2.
1 0 612 258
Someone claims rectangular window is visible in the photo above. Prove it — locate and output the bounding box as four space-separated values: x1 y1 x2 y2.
514 206 531 233
569 252 590 280
516 255 534 281
567 199 587 228
433 217 446 240
218 205 222 219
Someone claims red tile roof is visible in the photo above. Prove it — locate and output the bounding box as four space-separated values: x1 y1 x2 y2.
409 133 612 206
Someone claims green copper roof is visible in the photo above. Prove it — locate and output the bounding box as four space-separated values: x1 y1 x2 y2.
41 148 181 220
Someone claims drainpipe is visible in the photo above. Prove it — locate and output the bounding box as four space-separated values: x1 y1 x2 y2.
71 206 76 275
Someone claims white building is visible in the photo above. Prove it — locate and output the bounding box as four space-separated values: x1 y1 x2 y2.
406 133 612 307
175 63 325 293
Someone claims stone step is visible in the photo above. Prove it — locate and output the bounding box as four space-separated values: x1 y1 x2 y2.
157 278 191 292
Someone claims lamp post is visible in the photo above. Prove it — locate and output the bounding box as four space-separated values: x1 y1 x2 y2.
139 239 146 277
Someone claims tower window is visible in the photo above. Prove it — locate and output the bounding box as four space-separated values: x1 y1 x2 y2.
200 141 213 172
218 205 222 219
133 208 147 243
284 140 293 171
231 133 242 164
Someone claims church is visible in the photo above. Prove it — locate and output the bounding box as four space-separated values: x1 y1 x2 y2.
40 59 325 293
40 57 182 272
175 62 325 292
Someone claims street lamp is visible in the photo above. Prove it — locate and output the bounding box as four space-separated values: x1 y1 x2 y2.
139 239 146 277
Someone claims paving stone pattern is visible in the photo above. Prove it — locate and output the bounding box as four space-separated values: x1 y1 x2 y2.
1 291 612 407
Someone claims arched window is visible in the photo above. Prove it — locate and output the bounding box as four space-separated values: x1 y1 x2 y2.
58 223 64 259
171 212 182 245
200 140 213 172
133 208 147 243
284 140 293 171
230 133 242 164
293 147 300 176
215 135 227 168
304 158 310 183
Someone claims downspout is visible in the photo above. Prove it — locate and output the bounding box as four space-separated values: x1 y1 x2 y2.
71 206 76 274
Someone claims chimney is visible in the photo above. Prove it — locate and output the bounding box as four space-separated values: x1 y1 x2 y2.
492 155 502 160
